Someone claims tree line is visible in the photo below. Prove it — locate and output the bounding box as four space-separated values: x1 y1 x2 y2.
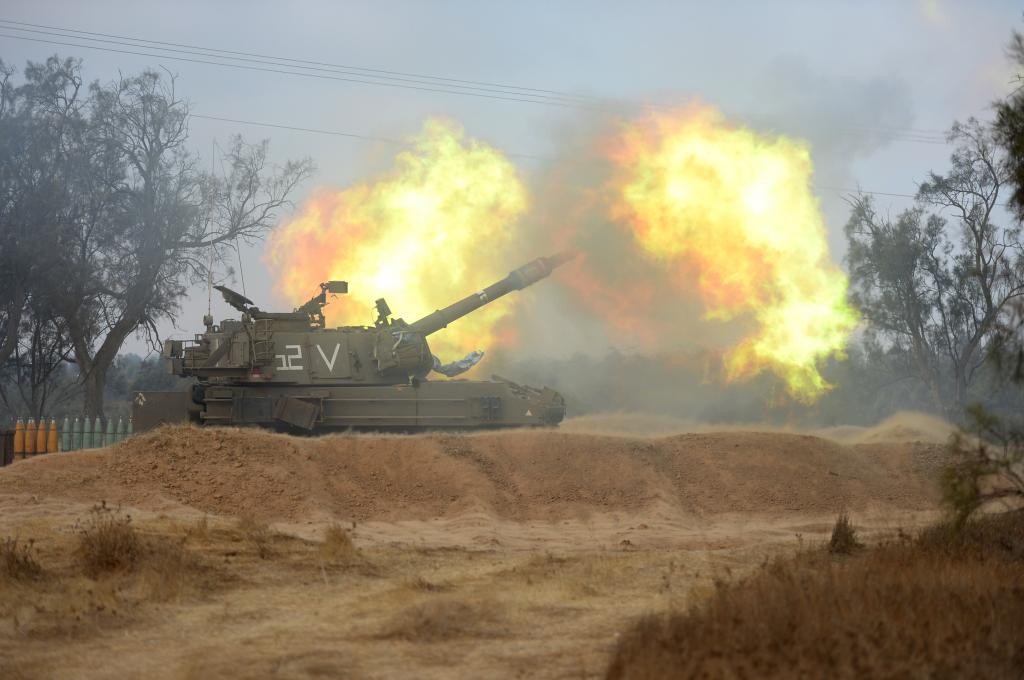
843 118 1024 422
0 56 313 421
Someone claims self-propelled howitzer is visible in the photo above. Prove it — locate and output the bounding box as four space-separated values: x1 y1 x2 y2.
133 252 575 432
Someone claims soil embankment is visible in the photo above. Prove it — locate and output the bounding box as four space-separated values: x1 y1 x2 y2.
0 420 948 524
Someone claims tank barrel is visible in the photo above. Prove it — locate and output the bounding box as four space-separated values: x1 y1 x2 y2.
409 250 577 336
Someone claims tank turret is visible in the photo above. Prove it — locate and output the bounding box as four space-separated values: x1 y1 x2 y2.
139 252 576 432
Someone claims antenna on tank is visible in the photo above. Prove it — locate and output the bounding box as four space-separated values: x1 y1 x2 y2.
206 138 216 323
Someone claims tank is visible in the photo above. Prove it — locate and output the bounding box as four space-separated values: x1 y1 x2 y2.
133 252 576 432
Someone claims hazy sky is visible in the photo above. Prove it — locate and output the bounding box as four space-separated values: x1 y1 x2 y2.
1 0 1020 355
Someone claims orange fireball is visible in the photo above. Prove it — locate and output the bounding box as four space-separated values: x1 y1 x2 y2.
609 105 859 401
266 119 528 366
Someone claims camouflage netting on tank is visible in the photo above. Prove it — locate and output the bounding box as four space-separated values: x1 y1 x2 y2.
432 350 485 377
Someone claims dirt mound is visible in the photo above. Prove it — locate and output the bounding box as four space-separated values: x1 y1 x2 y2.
817 411 957 445
0 425 947 523
566 411 958 445
560 413 696 437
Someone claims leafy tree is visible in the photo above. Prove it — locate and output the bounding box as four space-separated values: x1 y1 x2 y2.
0 57 86 371
845 120 1024 418
943 404 1024 524
943 26 1024 524
128 355 191 393
0 57 314 418
0 57 92 422
995 30 1024 222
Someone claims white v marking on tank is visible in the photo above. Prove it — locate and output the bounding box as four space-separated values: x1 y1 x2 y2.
316 344 342 372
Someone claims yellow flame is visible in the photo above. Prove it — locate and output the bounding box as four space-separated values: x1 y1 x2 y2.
266 119 527 363
611 106 859 401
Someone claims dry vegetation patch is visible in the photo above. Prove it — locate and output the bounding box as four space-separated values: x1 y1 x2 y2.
235 515 277 559
380 596 507 641
916 509 1024 561
131 535 207 603
1 537 44 582
75 503 141 577
319 522 357 564
407 575 453 592
606 511 1024 679
0 504 233 642
827 511 864 555
70 503 212 602
185 514 211 542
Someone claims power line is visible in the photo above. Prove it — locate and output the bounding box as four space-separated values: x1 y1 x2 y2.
0 19 950 143
192 114 409 147
0 17 606 105
0 22 599 106
190 114 548 161
817 185 919 200
819 184 1011 208
0 29 619 112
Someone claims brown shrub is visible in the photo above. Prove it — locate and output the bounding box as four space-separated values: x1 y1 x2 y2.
1 537 43 581
75 502 141 577
407 575 452 592
606 511 1024 679
236 515 275 559
827 512 863 555
319 523 356 563
916 509 1024 562
186 515 210 542
380 597 504 641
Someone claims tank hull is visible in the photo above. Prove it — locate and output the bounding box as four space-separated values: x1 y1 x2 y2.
134 379 565 432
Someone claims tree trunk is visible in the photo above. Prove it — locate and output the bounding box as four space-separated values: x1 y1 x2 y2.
82 364 107 419
67 307 136 420
0 288 25 366
950 366 971 422
926 379 947 420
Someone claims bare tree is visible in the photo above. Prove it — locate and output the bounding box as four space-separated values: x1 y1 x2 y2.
845 120 1024 417
0 306 77 421
0 59 20 368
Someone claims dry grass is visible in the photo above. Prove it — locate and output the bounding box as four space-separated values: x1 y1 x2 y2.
827 511 863 555
1 537 43 581
236 515 276 559
72 504 214 602
132 536 206 603
75 502 141 577
185 514 210 542
379 596 506 641
319 522 357 563
606 510 1024 679
0 508 224 644
916 510 1024 561
407 575 453 592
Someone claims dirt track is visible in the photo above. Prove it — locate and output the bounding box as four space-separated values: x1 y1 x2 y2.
0 413 954 679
